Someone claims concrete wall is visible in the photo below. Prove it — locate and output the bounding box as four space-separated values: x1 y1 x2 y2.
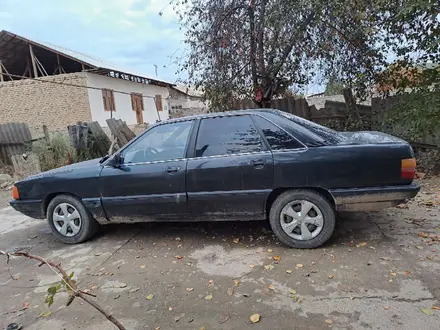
85 73 170 127
0 73 91 131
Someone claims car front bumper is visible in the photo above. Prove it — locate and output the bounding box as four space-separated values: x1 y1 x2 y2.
329 183 420 211
10 199 45 219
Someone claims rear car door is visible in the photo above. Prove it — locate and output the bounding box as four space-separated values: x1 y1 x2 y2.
100 120 194 221
186 115 274 220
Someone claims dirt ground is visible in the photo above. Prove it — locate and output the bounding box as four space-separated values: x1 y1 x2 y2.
1 178 439 330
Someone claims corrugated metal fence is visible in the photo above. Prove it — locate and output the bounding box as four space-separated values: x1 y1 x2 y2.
0 123 32 165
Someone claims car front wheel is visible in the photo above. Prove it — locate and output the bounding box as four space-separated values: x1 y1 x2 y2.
269 190 335 249
47 195 99 244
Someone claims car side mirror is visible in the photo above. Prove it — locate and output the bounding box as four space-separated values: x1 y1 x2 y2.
110 153 123 168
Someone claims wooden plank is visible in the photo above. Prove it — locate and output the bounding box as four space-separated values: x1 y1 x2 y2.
88 121 112 155
29 44 38 78
11 153 41 181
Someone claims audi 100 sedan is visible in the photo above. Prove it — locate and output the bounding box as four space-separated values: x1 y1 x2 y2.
10 109 420 248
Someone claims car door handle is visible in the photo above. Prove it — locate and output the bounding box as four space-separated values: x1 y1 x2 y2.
251 159 265 168
167 166 179 173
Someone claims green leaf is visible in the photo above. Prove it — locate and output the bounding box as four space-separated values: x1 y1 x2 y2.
47 295 54 307
69 272 75 279
39 310 52 317
146 294 154 300
422 308 433 316
47 286 57 295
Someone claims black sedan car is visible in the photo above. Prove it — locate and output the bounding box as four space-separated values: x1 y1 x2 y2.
11 109 420 248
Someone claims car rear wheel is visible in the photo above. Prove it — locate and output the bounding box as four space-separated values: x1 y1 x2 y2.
47 195 99 244
269 190 335 249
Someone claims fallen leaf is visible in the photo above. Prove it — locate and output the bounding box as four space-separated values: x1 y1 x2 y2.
250 313 261 323
205 294 213 300
267 249 273 253
431 306 440 310
286 269 292 274
384 306 391 310
140 265 146 269
290 289 297 295
200 327 206 330
422 308 433 316
296 263 304 268
291 295 298 302
426 255 433 260
233 238 240 244
416 246 424 250
249 264 255 268
356 242 368 247
390 272 397 277
12 275 20 280
273 256 281 261
39 310 52 317
129 287 140 293
328 275 334 279
404 271 411 276
233 279 239 287
23 302 30 309
325 319 333 324
268 284 275 290
227 287 234 296
389 279 393 283
146 294 154 300
418 232 429 238
264 264 274 270
186 287 194 292
175 255 183 260
168 307 173 311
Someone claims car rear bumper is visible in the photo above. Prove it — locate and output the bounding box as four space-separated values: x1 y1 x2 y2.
10 199 45 219
329 183 420 211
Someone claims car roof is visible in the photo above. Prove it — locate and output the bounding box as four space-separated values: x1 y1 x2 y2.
162 108 279 124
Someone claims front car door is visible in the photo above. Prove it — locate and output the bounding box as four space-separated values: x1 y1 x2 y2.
186 114 274 220
100 120 194 222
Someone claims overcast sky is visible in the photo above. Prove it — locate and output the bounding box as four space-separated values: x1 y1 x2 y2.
0 0 184 83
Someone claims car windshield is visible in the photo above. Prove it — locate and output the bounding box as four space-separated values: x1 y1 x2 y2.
273 110 343 144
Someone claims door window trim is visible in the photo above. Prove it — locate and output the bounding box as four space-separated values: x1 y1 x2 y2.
252 113 308 151
103 119 195 167
191 114 267 159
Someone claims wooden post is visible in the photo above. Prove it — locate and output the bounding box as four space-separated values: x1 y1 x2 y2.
0 61 3 82
42 125 50 141
29 44 38 78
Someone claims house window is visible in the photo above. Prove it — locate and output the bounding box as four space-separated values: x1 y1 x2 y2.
155 94 163 112
102 89 116 112
131 93 144 112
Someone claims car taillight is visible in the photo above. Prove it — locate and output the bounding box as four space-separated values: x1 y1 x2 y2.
401 158 416 179
12 186 20 200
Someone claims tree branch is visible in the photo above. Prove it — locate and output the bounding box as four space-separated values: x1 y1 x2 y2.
1 250 125 330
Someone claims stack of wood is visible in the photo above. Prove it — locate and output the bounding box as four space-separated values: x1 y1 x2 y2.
106 119 136 148
67 121 112 159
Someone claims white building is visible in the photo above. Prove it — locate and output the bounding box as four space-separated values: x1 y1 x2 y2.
0 30 174 132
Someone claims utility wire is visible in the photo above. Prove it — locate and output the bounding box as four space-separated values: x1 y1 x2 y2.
0 72 172 100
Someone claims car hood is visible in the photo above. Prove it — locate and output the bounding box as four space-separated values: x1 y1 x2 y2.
22 158 102 181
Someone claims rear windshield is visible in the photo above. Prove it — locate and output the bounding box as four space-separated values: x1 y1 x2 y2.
273 110 342 144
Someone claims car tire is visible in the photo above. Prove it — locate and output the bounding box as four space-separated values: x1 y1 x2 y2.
269 190 335 249
47 194 99 244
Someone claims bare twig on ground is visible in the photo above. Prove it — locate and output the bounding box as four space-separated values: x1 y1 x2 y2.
0 250 125 330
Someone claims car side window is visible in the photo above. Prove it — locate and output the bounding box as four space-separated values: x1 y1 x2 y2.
253 115 304 150
123 121 192 164
195 116 262 157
